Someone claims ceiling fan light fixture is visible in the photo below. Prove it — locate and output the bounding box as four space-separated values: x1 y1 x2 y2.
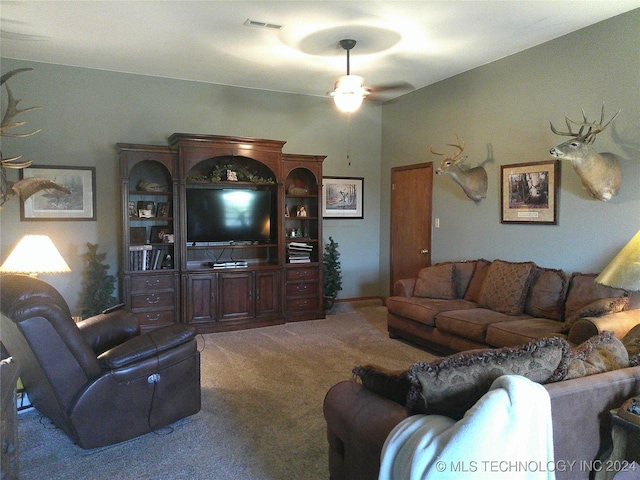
331 75 368 113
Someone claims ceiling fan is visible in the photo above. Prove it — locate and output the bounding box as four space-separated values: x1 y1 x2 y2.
329 39 413 113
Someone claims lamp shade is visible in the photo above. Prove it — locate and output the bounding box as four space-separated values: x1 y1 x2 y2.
331 75 368 113
0 235 71 275
595 230 640 291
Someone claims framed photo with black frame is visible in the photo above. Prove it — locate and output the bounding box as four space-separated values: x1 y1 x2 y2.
322 176 364 219
500 160 559 225
20 165 96 221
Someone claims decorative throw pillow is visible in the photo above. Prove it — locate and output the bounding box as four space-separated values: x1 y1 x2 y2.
414 263 456 299
564 273 629 325
463 259 491 303
407 336 569 419
564 331 629 380
478 260 536 315
352 365 411 406
561 296 630 333
622 324 640 366
453 261 477 299
525 267 569 321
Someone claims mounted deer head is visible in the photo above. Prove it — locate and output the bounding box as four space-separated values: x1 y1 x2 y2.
430 134 487 202
549 104 622 202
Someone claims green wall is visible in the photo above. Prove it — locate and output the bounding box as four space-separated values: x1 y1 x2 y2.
0 61 381 311
380 10 640 295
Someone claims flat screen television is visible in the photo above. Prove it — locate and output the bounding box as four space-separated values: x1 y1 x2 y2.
186 188 274 244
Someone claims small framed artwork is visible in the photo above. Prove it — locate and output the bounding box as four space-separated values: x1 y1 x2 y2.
149 225 172 244
156 201 170 218
322 176 364 219
500 160 559 225
20 165 96 221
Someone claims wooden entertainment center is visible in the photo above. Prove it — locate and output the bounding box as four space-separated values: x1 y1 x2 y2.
117 134 325 333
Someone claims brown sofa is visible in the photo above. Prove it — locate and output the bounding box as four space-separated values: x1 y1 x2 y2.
324 365 640 480
386 259 640 354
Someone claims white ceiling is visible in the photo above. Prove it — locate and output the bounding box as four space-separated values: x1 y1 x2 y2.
2 1 639 103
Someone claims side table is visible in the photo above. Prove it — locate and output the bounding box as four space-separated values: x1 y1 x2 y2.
0 357 20 480
595 408 640 480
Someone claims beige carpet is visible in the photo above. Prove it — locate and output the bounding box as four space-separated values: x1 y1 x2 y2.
17 302 437 480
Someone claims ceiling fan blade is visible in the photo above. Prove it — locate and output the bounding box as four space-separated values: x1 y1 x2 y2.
365 81 415 94
365 82 415 102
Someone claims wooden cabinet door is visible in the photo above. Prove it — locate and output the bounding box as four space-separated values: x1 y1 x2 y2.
255 270 279 318
218 272 254 322
390 163 433 292
184 274 216 325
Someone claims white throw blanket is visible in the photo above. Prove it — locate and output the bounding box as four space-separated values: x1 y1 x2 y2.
379 375 555 480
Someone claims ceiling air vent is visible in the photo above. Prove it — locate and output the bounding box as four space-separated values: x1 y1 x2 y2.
243 19 283 30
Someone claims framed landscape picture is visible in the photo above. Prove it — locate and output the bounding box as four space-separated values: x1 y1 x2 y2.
500 160 559 225
20 165 96 221
322 176 364 219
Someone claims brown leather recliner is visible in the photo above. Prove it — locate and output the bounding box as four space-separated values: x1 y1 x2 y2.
0 274 201 449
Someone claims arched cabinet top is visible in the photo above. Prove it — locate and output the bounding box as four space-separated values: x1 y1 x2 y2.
168 133 286 181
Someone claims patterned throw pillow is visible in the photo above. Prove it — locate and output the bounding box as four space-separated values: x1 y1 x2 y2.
564 331 629 380
407 336 569 419
564 273 629 324
414 263 456 299
478 260 536 315
463 259 491 303
622 324 640 366
352 365 411 405
561 296 630 334
525 267 569 320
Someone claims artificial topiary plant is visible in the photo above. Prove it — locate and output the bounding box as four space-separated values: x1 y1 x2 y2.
322 236 343 310
79 242 117 318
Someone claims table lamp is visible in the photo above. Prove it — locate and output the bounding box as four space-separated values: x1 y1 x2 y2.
595 230 640 291
0 234 71 276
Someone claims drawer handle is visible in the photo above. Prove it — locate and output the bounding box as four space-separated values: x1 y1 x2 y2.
146 294 160 304
295 271 309 278
145 314 161 322
296 285 308 292
296 300 308 307
145 279 161 288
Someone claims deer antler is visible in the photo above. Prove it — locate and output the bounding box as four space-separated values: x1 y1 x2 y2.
429 134 465 162
1 82 42 138
550 103 620 144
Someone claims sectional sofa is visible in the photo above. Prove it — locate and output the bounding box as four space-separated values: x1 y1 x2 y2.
386 259 640 353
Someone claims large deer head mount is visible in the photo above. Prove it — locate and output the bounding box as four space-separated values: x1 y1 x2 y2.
430 134 487 202
1 68 69 208
549 104 622 202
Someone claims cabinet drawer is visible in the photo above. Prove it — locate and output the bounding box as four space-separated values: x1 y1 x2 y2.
286 267 318 282
133 310 175 326
285 282 318 297
131 291 174 309
286 296 319 312
131 275 174 292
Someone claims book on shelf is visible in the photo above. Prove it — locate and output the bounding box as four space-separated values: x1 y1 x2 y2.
289 257 311 263
129 244 167 271
287 242 312 263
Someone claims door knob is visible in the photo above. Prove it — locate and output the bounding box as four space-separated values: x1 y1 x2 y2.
421 249 429 255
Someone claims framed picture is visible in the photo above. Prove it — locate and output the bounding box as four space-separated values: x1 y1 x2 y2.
20 165 96 221
322 176 364 219
500 160 559 225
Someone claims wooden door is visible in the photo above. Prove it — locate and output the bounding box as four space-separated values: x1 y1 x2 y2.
390 163 433 292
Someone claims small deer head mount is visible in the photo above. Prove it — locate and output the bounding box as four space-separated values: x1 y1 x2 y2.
549 104 622 202
430 134 487 202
